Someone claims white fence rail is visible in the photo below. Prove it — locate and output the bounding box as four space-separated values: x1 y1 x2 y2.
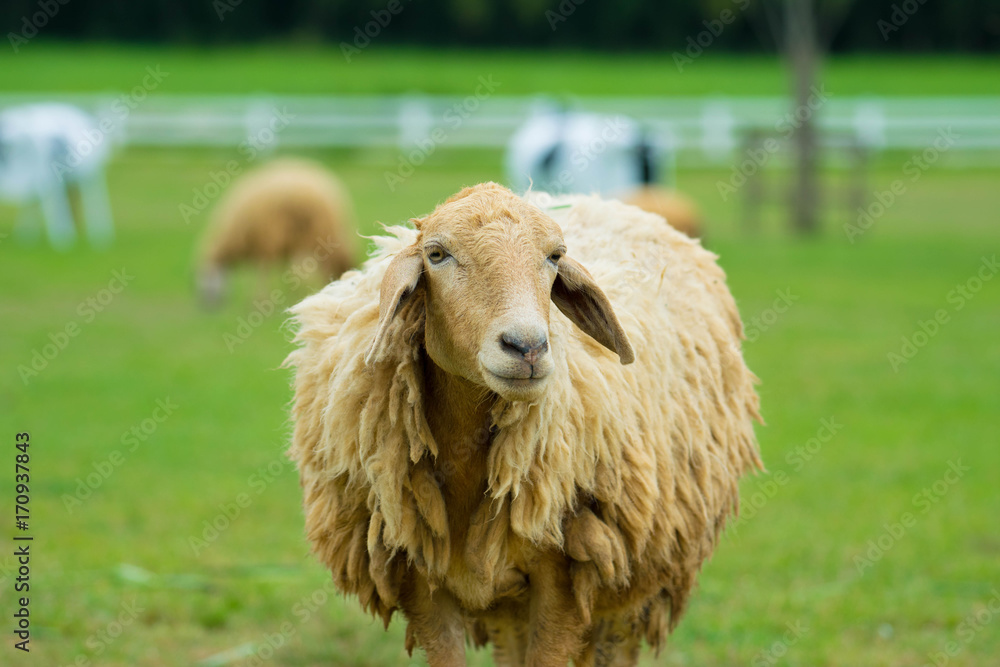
2 93 999 163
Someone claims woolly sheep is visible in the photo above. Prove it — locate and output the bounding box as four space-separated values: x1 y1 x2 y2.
196 158 358 306
623 185 704 239
285 182 761 666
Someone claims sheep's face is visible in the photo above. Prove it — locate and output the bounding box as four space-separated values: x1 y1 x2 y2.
367 183 634 403
418 192 565 402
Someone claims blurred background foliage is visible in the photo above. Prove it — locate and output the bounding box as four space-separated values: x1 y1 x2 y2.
3 0 1000 51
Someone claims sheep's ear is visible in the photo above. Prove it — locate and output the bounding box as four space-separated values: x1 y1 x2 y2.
552 257 635 365
365 245 424 366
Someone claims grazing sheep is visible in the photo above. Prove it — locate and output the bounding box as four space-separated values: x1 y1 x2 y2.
197 158 358 306
624 185 704 239
285 182 762 666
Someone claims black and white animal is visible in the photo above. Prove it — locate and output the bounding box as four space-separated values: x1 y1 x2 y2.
505 108 661 198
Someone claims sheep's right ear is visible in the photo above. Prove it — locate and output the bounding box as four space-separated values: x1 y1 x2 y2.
365 245 424 366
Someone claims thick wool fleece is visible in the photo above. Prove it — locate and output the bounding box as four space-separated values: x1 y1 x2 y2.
285 190 761 647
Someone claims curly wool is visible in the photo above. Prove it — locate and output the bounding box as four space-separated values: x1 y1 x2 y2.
286 190 762 643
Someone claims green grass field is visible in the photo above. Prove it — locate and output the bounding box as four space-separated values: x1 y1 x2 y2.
2 47 1000 666
5 44 1000 96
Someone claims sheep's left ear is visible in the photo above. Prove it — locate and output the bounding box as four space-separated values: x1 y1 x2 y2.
365 244 423 366
552 256 635 364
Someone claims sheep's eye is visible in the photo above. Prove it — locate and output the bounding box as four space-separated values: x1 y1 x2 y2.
548 250 564 264
426 247 449 265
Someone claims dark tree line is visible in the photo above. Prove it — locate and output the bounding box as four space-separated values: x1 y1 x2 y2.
4 0 999 51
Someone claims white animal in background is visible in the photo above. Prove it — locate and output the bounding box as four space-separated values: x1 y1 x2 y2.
505 108 661 198
0 104 114 250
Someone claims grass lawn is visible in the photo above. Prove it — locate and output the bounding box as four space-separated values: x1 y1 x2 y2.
2 46 999 666
1 142 998 666
4 44 1000 96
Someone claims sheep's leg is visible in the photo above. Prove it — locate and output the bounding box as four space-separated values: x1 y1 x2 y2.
399 574 467 667
77 170 115 248
525 554 586 667
581 614 641 667
37 183 76 251
486 617 528 667
255 262 271 301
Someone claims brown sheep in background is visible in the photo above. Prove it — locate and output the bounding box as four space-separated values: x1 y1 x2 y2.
285 183 761 666
196 158 359 306
624 185 704 239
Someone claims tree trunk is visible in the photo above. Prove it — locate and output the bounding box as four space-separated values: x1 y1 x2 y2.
785 0 821 234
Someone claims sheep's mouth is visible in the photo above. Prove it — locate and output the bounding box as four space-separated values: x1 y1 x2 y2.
488 372 546 384
483 369 551 400
485 366 552 382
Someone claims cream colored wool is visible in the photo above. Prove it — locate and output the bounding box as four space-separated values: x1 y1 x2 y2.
198 158 358 286
285 187 762 659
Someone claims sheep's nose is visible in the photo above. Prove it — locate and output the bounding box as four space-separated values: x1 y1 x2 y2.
500 328 548 365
